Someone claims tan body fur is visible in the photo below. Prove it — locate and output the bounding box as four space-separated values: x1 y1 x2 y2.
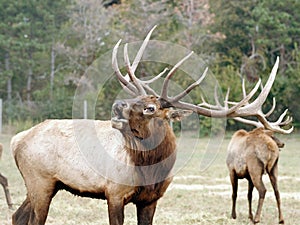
226 127 284 224
11 96 191 225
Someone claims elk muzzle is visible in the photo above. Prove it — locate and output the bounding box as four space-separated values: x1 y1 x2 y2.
111 100 129 130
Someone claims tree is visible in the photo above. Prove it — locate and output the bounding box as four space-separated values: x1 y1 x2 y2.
208 0 300 127
56 0 116 83
0 0 69 125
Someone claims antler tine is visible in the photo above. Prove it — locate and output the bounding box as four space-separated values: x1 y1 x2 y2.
242 78 247 98
256 112 294 134
124 43 147 95
225 79 247 106
280 115 293 126
265 97 276 117
224 88 230 109
233 108 293 134
112 39 138 95
233 117 263 128
142 68 169 85
225 78 262 115
122 25 159 91
233 57 279 116
113 25 163 96
166 72 261 117
138 67 170 97
273 109 292 126
172 67 208 102
160 51 194 99
120 83 138 96
198 94 224 110
252 57 279 108
131 25 157 73
214 85 222 108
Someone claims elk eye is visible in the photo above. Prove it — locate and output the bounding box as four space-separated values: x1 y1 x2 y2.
148 106 155 112
143 104 156 115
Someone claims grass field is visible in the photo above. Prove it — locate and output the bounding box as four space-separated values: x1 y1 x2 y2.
0 131 299 225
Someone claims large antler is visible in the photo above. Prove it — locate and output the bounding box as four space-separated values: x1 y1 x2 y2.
112 26 293 134
230 65 293 134
112 25 168 96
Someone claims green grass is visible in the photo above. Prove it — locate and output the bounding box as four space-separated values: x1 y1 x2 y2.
0 132 299 224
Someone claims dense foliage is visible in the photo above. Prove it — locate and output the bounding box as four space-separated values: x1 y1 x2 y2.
0 0 299 133
209 0 300 128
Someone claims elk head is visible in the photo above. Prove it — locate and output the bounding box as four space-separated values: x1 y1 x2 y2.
112 96 191 137
111 95 192 170
111 25 293 138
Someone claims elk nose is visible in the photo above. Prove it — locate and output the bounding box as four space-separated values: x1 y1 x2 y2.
112 100 128 117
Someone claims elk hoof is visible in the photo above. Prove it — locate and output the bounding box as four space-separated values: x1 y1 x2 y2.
248 214 253 221
279 219 284 224
231 213 236 219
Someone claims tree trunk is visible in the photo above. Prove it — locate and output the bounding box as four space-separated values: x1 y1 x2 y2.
27 51 33 103
50 45 55 99
5 52 12 102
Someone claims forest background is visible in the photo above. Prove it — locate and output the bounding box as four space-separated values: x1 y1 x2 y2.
0 0 299 134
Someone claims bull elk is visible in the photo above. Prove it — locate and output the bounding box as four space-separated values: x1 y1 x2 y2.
11 26 291 225
226 79 293 223
0 143 13 209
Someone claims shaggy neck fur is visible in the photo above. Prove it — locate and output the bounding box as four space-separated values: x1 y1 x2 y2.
121 117 177 185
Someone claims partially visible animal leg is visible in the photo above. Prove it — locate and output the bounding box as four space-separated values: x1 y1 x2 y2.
229 170 238 219
12 179 56 225
107 197 125 225
136 201 157 225
247 179 254 221
0 173 13 209
12 196 31 225
249 171 266 224
268 163 284 224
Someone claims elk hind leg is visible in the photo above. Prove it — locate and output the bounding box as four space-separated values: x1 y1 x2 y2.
249 166 266 224
12 196 31 225
0 172 13 209
12 179 57 225
247 178 254 221
229 170 238 219
268 163 284 224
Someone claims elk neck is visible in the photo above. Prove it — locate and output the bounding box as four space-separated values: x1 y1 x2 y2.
122 117 177 167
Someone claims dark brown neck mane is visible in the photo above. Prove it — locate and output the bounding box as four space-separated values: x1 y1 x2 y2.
122 117 177 185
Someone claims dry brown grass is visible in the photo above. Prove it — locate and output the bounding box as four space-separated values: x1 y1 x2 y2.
0 132 299 224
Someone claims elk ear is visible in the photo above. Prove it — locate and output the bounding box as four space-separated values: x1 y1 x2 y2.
168 109 193 122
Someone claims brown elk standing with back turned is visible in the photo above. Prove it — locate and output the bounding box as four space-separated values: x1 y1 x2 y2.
11 26 292 225
0 142 13 209
225 78 293 224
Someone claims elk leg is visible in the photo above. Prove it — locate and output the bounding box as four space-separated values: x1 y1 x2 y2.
249 170 266 224
136 201 157 225
268 163 284 224
0 173 13 209
229 170 238 219
107 198 124 225
13 179 56 225
247 179 254 221
13 193 53 225
12 196 31 225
